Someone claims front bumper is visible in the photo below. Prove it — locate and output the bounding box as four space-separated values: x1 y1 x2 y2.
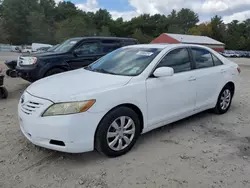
16 65 38 82
18 92 104 153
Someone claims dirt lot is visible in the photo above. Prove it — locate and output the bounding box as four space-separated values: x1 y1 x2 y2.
0 53 250 188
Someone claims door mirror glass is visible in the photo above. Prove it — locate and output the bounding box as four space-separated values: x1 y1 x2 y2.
153 67 174 77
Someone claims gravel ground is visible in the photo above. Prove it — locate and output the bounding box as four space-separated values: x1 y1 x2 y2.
0 53 250 188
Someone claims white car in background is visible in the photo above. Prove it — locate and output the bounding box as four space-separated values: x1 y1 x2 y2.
21 46 32 53
222 51 240 57
31 43 52 52
18 44 240 157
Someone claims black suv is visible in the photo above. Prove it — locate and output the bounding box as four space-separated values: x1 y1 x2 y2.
16 37 138 82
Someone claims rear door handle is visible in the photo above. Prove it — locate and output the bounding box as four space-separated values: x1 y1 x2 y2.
188 76 196 81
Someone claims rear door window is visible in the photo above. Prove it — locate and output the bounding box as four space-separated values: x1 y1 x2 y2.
101 39 121 53
75 42 102 55
191 48 214 69
212 54 223 66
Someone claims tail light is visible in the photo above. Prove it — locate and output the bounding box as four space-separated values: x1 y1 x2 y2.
237 66 241 74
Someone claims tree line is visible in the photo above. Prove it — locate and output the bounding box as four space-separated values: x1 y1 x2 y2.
0 0 250 50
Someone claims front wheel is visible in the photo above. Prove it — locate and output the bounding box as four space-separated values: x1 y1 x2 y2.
95 107 141 157
213 86 233 114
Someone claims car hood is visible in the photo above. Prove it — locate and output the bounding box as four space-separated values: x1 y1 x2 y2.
22 51 65 57
26 69 132 103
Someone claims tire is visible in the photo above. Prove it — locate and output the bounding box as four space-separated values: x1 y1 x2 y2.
95 107 141 157
213 86 233 114
6 69 12 77
44 68 64 77
9 70 18 78
0 87 8 99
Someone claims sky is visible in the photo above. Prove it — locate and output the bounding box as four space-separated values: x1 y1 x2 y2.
56 0 250 23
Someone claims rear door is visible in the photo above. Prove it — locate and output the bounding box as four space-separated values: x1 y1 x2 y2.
190 47 226 110
68 40 103 69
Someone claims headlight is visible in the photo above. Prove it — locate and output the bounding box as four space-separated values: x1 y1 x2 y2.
20 57 37 65
42 100 96 117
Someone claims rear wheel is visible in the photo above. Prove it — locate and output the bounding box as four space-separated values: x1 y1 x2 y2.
44 68 64 77
213 86 233 114
95 107 141 157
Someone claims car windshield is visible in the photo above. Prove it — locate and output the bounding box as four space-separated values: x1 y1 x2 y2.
86 47 162 76
47 44 59 52
52 38 81 53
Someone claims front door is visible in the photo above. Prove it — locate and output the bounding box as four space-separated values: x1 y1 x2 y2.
68 41 104 69
146 48 197 126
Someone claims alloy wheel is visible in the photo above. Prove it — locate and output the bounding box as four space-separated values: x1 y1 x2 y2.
220 89 231 110
106 116 136 151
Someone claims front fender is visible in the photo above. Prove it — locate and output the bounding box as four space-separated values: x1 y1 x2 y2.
39 59 70 78
87 82 148 130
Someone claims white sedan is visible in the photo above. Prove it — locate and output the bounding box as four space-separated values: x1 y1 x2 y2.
18 44 240 157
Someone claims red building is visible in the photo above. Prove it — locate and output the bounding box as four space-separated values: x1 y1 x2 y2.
151 33 225 52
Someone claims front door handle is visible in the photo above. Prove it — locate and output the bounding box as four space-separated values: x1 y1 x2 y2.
188 76 196 81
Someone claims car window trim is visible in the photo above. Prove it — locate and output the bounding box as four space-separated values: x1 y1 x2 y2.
190 47 215 69
148 47 194 78
101 39 121 44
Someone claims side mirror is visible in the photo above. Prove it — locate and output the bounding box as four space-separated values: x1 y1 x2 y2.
153 67 174 77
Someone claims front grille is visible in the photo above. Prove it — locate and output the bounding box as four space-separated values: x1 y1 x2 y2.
21 101 43 115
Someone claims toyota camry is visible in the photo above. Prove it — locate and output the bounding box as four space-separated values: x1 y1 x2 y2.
18 44 240 157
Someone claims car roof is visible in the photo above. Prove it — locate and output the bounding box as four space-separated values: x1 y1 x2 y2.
70 37 137 41
126 43 214 50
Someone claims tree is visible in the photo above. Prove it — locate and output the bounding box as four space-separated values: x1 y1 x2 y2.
0 0 3 17
188 23 212 36
109 17 127 37
168 24 184 34
177 8 199 33
55 15 98 42
210 15 225 42
98 26 111 36
27 11 49 43
167 10 178 24
188 26 201 35
132 29 152 44
93 9 112 30
0 18 8 43
2 0 38 44
0 0 250 50
55 1 78 22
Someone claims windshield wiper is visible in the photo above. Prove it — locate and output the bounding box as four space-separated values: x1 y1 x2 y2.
95 68 116 75
84 66 92 71
92 68 116 75
84 67 116 75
